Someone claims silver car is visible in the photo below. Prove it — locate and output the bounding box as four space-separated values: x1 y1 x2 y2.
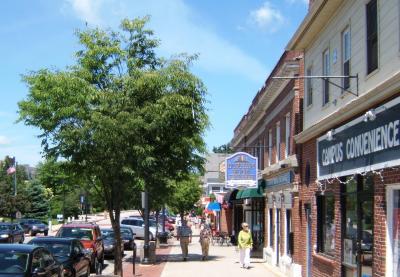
120 218 158 240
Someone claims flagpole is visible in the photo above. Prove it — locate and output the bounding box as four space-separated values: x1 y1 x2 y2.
14 160 17 196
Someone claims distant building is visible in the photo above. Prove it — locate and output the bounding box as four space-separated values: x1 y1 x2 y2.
21 164 37 180
201 153 229 196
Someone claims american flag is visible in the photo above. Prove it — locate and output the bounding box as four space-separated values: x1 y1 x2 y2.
6 167 16 175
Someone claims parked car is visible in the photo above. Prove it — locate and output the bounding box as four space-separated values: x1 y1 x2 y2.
120 218 157 240
100 229 124 258
0 223 25 244
120 226 136 250
56 222 103 274
18 219 49 236
0 244 63 276
28 237 91 277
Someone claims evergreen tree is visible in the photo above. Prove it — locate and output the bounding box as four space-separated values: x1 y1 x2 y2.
25 181 49 219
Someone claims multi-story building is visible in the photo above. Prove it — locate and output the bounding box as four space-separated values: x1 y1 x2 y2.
231 51 303 275
201 153 229 196
287 0 400 276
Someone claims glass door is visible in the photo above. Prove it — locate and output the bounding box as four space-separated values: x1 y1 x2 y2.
342 175 373 277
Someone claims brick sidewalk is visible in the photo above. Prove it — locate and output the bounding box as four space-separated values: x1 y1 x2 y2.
123 245 172 277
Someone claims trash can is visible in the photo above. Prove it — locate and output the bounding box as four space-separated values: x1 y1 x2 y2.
158 232 169 244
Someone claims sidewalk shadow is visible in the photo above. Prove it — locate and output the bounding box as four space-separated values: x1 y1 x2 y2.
159 253 223 263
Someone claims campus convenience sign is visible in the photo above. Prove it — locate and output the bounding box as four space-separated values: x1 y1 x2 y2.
225 152 258 188
317 96 400 180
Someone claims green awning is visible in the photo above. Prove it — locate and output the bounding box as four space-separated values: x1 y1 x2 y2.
235 190 244 200
239 188 264 199
258 179 266 191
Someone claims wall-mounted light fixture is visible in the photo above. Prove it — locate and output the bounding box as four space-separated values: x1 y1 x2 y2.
364 109 376 122
326 129 335 141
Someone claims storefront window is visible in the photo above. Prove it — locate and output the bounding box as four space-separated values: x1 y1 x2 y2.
286 209 293 256
317 194 335 256
389 188 400 276
342 175 373 277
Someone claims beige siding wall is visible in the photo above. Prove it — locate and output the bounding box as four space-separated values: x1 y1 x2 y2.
304 0 400 129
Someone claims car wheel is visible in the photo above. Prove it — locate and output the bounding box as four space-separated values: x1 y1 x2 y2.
44 231 48 236
30 230 35 236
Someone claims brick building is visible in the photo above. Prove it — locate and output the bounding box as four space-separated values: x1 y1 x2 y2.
287 0 400 276
231 50 304 275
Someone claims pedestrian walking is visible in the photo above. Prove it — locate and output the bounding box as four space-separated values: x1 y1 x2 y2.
199 223 212 260
177 220 192 261
238 222 253 269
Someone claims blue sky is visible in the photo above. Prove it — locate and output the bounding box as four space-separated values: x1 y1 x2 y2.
0 0 308 166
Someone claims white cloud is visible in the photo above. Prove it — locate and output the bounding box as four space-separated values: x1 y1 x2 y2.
62 0 268 83
0 136 11 145
65 0 104 25
249 2 284 32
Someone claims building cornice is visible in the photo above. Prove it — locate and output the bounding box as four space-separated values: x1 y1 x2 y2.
286 0 342 50
231 61 299 147
294 70 400 143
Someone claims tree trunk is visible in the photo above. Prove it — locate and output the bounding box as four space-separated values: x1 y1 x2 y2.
107 184 123 277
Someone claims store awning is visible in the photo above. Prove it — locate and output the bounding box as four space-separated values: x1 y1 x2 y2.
235 190 244 200
238 188 264 199
206 202 221 211
223 189 239 203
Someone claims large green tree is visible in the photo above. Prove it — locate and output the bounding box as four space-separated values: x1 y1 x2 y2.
18 17 208 275
168 175 203 217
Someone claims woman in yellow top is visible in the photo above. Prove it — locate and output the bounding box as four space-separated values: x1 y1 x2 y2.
238 222 253 269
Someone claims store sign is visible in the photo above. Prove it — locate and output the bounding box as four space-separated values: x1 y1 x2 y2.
225 152 258 188
317 96 400 180
266 171 294 187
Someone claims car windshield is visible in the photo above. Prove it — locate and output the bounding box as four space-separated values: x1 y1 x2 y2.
30 242 71 257
58 227 93 240
121 229 132 237
0 225 11 231
149 221 158 227
27 220 42 224
101 230 115 239
0 252 28 273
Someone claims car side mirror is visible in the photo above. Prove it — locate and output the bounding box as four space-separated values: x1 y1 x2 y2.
32 267 46 276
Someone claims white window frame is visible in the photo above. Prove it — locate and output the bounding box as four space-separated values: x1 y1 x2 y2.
386 184 400 277
285 113 291 158
342 27 351 91
322 49 330 106
276 122 281 162
306 66 313 107
268 129 272 166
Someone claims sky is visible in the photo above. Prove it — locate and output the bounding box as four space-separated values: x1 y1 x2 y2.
0 0 308 166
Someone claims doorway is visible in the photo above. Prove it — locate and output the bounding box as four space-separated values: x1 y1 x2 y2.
342 175 373 277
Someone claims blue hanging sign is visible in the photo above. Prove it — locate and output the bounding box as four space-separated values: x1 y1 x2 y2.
225 152 258 188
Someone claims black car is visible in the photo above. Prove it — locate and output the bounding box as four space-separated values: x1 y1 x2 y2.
0 244 62 277
120 226 136 251
100 229 124 258
18 219 49 236
0 223 24 244
28 237 90 277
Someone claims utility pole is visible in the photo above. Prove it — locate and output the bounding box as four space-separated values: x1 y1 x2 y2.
142 191 150 264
